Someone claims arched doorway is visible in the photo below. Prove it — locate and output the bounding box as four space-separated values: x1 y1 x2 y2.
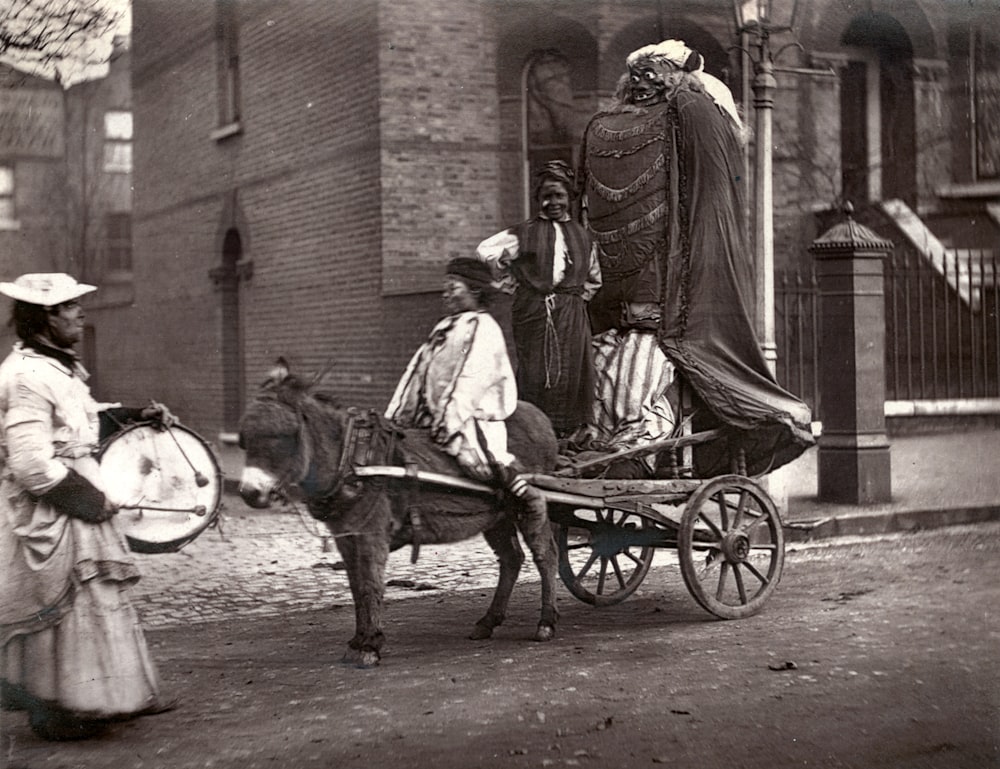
839 12 917 208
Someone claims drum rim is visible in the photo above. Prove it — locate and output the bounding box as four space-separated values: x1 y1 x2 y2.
98 421 222 553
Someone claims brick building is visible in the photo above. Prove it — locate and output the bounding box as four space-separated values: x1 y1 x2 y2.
106 0 998 447
0 65 67 353
1 37 133 385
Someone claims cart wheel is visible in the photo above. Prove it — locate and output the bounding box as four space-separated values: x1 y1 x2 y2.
678 475 784 619
557 506 657 606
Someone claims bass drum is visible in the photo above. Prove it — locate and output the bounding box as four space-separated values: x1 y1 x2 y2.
98 423 222 554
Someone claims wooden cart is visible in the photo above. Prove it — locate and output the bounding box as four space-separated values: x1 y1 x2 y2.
356 425 785 620
527 426 785 620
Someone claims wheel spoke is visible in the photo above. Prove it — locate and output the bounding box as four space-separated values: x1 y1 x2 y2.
696 551 722 581
697 512 725 540
610 557 628 590
679 475 784 619
596 558 609 594
715 561 731 601
732 489 749 528
713 491 729 530
557 508 657 606
576 550 600 580
741 559 769 586
743 512 769 536
622 548 643 567
732 563 748 604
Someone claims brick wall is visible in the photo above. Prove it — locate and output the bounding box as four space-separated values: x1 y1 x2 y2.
114 0 976 443
377 0 502 295
127 0 385 435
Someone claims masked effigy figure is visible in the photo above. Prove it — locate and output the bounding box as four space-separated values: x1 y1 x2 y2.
580 39 813 478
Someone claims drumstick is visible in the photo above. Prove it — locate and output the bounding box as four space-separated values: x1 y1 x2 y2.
120 504 208 517
152 409 210 488
169 429 211 487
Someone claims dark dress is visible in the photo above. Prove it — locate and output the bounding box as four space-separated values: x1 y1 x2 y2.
509 218 596 437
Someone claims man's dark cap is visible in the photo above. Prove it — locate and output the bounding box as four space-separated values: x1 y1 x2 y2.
445 258 499 294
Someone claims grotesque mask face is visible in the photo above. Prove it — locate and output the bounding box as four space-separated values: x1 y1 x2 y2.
626 60 671 105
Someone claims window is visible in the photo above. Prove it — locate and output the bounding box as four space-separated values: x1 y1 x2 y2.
973 29 1000 180
104 213 132 272
216 0 241 128
524 50 578 217
103 110 132 173
0 165 14 222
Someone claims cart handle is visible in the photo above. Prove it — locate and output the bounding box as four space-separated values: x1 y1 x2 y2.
563 428 725 475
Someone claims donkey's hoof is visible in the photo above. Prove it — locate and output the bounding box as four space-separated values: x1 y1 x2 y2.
469 623 494 641
341 648 380 668
533 623 556 642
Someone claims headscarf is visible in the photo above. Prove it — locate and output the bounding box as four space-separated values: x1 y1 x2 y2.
535 160 574 189
626 39 743 130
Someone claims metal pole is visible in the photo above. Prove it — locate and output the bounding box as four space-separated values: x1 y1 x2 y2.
751 31 778 375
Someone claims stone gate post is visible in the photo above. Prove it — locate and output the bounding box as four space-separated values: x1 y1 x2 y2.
809 207 894 504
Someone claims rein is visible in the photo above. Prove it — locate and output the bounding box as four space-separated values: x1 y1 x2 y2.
276 400 405 540
255 389 497 561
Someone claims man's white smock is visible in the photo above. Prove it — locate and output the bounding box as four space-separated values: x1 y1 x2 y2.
385 310 516 480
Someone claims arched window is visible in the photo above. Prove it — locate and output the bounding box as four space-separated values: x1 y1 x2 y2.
497 17 598 222
522 50 578 216
215 0 241 132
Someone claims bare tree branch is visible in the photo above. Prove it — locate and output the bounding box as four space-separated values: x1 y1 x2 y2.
0 0 122 75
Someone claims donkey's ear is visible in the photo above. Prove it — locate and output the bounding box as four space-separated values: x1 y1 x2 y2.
308 357 336 387
265 357 291 385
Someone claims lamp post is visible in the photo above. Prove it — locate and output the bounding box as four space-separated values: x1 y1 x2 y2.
732 0 800 375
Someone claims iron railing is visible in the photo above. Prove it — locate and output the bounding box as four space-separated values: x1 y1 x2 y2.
885 247 999 401
775 248 1000 410
776 266 820 415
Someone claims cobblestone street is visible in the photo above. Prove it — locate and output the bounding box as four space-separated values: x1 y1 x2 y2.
131 497 519 630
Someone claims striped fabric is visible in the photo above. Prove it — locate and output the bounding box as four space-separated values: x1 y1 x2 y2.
589 328 679 469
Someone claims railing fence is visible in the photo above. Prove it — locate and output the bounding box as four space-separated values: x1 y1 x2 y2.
774 247 999 414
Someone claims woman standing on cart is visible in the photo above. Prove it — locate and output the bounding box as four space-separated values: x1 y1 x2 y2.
475 161 602 439
0 273 175 740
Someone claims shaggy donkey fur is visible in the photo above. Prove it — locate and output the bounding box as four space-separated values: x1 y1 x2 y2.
238 361 560 667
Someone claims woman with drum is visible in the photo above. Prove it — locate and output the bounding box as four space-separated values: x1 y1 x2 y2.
0 273 176 740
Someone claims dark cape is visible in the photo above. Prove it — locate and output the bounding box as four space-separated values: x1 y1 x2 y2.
582 89 814 476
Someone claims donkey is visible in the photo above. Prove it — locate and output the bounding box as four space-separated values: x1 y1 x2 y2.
237 361 560 667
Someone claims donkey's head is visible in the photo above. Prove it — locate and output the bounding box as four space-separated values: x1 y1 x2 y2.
238 358 343 509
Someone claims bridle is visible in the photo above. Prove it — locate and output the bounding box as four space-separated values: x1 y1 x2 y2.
245 390 366 512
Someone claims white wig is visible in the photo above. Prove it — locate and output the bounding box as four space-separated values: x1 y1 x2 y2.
626 39 743 131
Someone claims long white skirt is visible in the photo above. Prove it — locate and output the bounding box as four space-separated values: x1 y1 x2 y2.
2 573 161 719
589 328 680 471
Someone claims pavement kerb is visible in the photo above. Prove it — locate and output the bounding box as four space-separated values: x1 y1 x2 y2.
216 488 1000 547
781 503 1000 542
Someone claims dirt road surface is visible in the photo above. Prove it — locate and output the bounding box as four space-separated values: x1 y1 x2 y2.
2 516 998 769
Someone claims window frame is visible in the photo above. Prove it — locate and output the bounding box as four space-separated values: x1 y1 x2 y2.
103 110 133 174
0 164 15 226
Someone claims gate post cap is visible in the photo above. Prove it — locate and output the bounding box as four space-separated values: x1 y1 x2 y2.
810 201 894 255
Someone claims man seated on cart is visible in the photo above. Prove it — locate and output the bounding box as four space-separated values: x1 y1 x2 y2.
576 39 814 479
385 257 548 514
